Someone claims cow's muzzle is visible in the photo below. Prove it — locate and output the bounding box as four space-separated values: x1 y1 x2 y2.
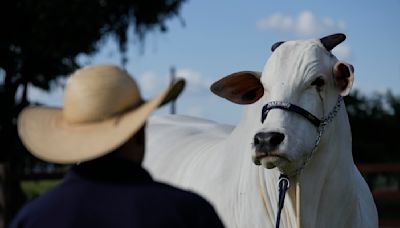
253 132 285 154
254 132 285 149
252 131 287 167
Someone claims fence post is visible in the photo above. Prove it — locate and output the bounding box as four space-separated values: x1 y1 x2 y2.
170 66 176 115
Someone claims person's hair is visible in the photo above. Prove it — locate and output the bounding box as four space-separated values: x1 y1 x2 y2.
98 124 146 163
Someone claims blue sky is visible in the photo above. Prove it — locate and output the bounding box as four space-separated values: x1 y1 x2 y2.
29 0 400 125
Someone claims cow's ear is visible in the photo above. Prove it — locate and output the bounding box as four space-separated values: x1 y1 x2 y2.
333 61 354 96
211 71 264 104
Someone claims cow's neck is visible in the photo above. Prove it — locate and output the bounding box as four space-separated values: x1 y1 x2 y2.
292 109 357 228
228 107 357 228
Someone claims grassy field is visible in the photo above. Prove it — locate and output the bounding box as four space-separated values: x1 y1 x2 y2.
21 180 61 200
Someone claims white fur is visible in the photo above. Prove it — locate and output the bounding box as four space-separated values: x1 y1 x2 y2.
143 38 378 228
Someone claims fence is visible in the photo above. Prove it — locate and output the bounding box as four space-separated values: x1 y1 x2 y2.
19 161 400 227
358 163 400 228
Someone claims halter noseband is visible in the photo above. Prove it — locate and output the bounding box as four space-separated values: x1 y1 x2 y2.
262 101 321 126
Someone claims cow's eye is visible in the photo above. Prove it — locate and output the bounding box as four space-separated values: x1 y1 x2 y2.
311 77 325 88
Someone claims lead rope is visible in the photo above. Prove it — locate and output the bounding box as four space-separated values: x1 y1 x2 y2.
276 174 289 228
266 97 343 227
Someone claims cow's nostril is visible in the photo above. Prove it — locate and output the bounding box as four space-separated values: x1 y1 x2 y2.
253 132 285 149
254 134 261 146
269 132 285 147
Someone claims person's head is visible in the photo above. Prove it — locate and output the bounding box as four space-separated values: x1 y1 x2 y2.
17 64 185 165
110 125 146 164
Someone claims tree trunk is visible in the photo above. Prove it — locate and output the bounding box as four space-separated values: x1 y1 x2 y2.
0 162 26 227
0 72 27 226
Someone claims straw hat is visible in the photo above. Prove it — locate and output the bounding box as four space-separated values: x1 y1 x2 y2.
18 64 185 164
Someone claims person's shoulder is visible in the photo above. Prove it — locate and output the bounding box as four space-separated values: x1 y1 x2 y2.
152 181 206 201
9 192 46 227
153 182 225 227
152 182 220 214
10 179 70 226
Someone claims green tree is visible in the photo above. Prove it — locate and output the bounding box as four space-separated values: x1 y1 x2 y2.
345 90 400 163
0 0 186 225
346 91 400 221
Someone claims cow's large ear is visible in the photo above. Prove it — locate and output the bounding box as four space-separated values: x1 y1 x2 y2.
210 71 264 104
333 61 354 96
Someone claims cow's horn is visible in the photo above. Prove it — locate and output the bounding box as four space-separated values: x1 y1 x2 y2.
320 33 346 51
271 41 285 52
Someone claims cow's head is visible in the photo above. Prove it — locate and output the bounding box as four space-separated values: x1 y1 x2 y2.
211 33 354 175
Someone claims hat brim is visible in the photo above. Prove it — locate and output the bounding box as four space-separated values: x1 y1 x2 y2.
18 79 185 164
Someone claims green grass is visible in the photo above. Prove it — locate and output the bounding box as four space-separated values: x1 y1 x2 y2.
21 180 61 200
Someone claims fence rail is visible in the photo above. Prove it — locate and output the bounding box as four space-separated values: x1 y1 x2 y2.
357 163 400 228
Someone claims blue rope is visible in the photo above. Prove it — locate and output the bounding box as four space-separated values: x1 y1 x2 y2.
276 174 289 228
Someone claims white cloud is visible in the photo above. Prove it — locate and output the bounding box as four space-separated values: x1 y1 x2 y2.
137 68 210 97
257 11 351 59
256 12 294 32
176 68 211 94
257 10 347 38
297 11 318 36
139 71 165 95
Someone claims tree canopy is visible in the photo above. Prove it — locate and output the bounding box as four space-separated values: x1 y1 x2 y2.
0 0 186 158
0 0 186 225
345 90 400 163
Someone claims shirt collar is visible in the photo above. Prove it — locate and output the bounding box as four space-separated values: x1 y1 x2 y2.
67 157 153 184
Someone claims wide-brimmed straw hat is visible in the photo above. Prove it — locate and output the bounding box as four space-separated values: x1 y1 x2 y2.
18 64 185 164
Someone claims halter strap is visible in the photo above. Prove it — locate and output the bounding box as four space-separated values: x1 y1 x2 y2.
261 96 343 129
262 101 321 127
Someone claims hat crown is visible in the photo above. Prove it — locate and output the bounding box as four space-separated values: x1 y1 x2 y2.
63 65 141 124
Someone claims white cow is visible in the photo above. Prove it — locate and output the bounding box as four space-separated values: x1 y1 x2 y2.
144 34 378 228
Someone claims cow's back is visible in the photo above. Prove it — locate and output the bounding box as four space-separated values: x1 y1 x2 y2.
144 115 234 192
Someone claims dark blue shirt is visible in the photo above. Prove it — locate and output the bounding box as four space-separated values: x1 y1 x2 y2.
10 158 224 228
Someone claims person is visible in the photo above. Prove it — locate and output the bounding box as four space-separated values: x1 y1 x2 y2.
10 64 225 228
